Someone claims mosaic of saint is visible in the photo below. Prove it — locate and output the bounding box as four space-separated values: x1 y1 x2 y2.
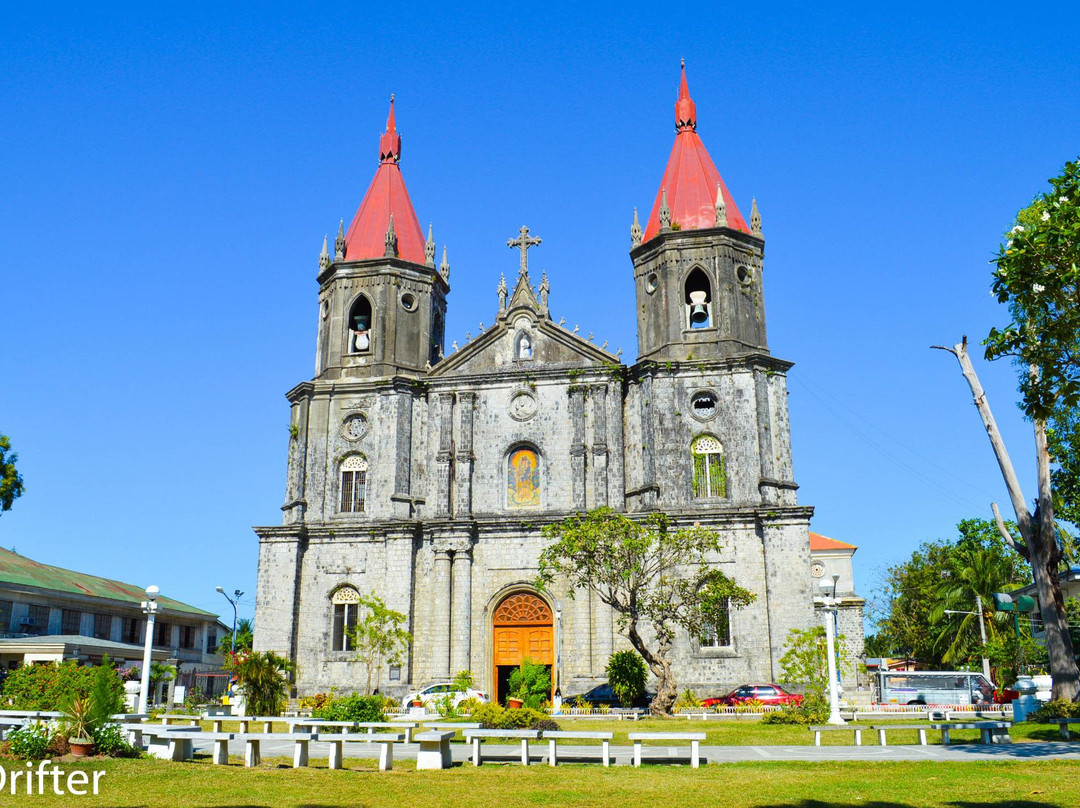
507 448 540 508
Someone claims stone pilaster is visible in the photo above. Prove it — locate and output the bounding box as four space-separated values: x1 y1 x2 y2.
450 549 473 675
754 366 778 505
589 384 609 507
569 387 587 510
454 392 475 517
434 393 454 516
431 549 453 679
283 396 310 525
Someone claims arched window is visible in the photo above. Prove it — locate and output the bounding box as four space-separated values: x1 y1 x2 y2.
339 455 368 513
684 268 712 329
347 295 373 354
699 597 732 648
691 435 726 498
331 586 360 652
507 447 541 508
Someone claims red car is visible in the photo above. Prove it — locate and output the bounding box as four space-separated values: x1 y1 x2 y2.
702 683 804 707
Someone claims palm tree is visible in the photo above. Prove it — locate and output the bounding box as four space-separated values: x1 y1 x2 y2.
217 618 254 655
228 651 293 716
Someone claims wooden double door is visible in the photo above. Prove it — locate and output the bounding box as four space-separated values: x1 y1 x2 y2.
492 592 553 704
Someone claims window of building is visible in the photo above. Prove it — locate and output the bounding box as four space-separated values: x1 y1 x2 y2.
0 600 12 633
24 604 49 635
684 268 712 329
122 617 140 644
61 609 82 635
691 435 726 498
206 630 218 654
92 613 112 640
347 295 373 354
154 621 172 647
699 598 732 648
179 625 196 649
331 587 361 652
339 455 369 513
507 447 541 508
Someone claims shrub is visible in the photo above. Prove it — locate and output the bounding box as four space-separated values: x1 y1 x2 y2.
508 659 551 710
312 693 386 723
90 723 139 758
88 658 126 727
433 694 459 717
735 698 765 714
299 693 332 711
226 651 293 716
452 670 475 691
497 707 548 730
606 650 647 707
9 722 50 759
573 695 591 710
457 697 483 715
46 733 70 757
530 717 561 733
674 689 701 711
470 702 505 728
2 661 96 710
1031 699 1080 721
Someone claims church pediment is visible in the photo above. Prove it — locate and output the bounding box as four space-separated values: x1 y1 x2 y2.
429 315 618 377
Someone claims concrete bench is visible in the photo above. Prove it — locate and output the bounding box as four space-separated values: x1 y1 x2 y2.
423 722 481 735
241 732 319 768
0 710 62 719
463 729 540 766
353 721 420 743
159 714 201 727
809 725 863 746
1040 718 1080 740
628 732 706 768
543 730 613 767
135 725 201 761
869 724 931 746
931 721 1012 745
415 730 456 769
312 732 404 771
0 718 26 740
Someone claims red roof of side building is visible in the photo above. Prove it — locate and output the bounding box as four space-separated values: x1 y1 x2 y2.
643 62 750 243
809 532 858 552
343 96 427 265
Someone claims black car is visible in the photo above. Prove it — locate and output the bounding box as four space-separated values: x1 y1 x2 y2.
567 682 655 708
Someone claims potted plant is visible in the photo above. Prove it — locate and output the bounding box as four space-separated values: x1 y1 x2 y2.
62 697 96 757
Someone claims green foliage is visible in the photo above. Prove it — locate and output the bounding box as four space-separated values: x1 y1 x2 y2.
778 626 848 707
674 689 701 712
982 630 1048 686
1048 408 1080 529
457 696 484 715
538 507 755 715
311 692 386 723
496 707 550 729
470 702 505 728
8 721 50 759
61 695 95 741
148 661 176 702
217 618 254 655
90 722 139 757
225 650 293 716
606 650 648 707
986 158 1080 420
1030 698 1080 721
346 592 412 695
298 692 332 711
507 658 551 709
0 432 24 515
2 660 97 710
760 700 828 725
88 656 126 727
452 670 475 692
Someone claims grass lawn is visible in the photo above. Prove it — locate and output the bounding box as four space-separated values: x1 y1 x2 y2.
1 757 1077 807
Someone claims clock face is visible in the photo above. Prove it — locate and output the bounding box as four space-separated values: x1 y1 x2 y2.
341 413 368 441
811 562 826 579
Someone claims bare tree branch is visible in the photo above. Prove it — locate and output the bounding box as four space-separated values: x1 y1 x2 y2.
991 501 1029 559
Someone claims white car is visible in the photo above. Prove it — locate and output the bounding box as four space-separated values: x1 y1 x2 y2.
402 682 488 710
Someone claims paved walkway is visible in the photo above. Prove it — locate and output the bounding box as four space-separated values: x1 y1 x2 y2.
192 738 1080 766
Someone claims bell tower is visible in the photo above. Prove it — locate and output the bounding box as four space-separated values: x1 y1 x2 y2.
314 96 449 380
631 62 767 363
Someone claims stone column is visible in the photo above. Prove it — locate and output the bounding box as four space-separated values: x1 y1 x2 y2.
590 384 609 508
450 549 473 676
638 375 657 509
454 393 476 516
754 366 778 504
431 549 453 679
569 387 587 509
283 396 309 525
434 393 454 517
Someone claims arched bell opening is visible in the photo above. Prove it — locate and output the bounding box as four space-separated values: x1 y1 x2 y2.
347 294 373 354
684 268 712 329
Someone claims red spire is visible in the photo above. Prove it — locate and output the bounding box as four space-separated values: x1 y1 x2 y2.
344 95 426 264
643 62 749 242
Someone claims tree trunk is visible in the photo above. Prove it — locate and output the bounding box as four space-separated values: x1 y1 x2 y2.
626 620 678 716
937 340 1080 701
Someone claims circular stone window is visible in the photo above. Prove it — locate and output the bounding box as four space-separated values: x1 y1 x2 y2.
645 273 659 294
690 391 718 421
340 412 369 441
811 561 826 579
736 265 753 285
320 299 330 320
400 292 418 311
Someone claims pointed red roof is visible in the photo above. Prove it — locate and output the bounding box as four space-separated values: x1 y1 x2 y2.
809 532 858 551
643 62 749 242
343 96 426 264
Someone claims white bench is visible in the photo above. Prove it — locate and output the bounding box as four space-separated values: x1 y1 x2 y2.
423 722 481 735
463 729 540 766
1042 718 1080 740
241 732 318 768
136 725 200 761
543 730 613 767
353 721 420 743
809 725 863 746
159 713 201 727
869 724 931 746
415 730 456 769
0 718 26 740
313 731 405 771
931 721 1012 745
628 732 706 768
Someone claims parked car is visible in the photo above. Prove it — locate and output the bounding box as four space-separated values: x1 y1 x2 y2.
702 683 803 707
401 682 488 710
566 682 655 708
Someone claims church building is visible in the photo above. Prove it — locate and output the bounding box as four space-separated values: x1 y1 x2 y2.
253 65 818 701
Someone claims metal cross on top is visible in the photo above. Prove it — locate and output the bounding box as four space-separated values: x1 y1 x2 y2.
507 225 542 275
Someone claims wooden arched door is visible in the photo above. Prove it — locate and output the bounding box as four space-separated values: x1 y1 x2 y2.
492 592 553 704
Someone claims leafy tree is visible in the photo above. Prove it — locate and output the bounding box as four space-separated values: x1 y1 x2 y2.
225 650 293 716
0 432 25 515
217 618 254 655
507 658 552 709
937 159 1080 700
346 593 411 695
451 669 475 692
87 655 125 727
148 662 175 704
606 650 647 707
538 507 755 716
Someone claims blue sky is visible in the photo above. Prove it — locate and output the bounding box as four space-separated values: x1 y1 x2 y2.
2 2 1078 625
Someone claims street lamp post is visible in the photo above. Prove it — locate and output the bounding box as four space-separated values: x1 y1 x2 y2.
943 593 992 683
215 586 243 653
819 576 845 725
138 585 160 714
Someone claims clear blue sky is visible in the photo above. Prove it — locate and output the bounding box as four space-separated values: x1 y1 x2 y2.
2 3 1078 626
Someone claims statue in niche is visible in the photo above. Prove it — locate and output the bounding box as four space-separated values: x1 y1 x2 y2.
517 332 533 360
